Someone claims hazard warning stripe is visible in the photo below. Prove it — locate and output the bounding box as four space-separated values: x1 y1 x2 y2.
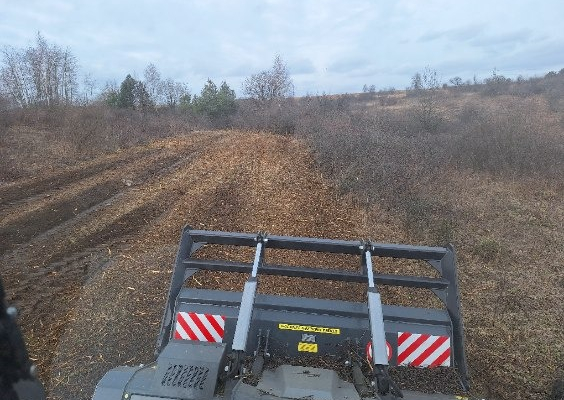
205 313 224 338
175 313 198 340
397 332 450 367
174 312 225 343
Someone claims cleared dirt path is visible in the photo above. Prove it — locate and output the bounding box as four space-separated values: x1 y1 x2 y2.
43 131 371 399
3 130 558 400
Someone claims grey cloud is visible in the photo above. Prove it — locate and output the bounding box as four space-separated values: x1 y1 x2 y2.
469 29 532 47
328 57 372 74
224 64 253 78
419 23 487 43
419 25 532 52
222 58 315 81
289 58 315 75
435 58 493 77
2 0 563 96
434 39 564 79
501 40 564 71
123 50 164 63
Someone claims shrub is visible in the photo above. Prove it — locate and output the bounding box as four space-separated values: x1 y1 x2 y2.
482 69 512 96
451 102 564 179
409 67 443 133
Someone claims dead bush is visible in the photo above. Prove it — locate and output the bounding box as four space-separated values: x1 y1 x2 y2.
0 105 196 180
231 98 298 135
543 72 564 113
451 102 563 179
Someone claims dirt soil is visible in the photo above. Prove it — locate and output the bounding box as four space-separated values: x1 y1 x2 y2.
0 130 562 400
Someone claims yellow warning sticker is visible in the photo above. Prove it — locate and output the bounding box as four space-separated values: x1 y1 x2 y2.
298 342 318 353
278 323 340 335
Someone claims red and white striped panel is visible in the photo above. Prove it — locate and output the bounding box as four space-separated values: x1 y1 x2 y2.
397 332 451 367
174 312 225 343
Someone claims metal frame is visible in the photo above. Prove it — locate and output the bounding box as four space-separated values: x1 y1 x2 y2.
156 226 469 390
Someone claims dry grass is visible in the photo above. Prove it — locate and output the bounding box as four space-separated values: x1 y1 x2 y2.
0 106 195 182
1 81 563 399
421 171 563 399
229 88 564 398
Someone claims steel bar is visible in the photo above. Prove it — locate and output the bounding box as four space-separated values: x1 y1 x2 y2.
188 229 447 260
183 259 449 290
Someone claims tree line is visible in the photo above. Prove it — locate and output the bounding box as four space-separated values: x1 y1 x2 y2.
0 34 295 119
100 68 237 121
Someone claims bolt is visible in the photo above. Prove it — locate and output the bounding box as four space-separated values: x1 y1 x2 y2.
7 306 18 319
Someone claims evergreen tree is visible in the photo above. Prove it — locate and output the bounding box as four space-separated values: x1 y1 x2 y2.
218 81 236 115
192 79 236 119
134 81 154 111
117 74 136 108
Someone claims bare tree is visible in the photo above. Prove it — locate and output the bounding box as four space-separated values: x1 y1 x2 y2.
411 72 422 91
162 78 189 109
411 67 442 132
27 33 77 105
82 72 96 104
1 46 32 107
449 76 463 87
243 55 294 101
143 63 162 104
0 33 78 107
363 84 376 93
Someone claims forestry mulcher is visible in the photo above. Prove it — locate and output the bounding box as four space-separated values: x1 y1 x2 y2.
93 227 470 400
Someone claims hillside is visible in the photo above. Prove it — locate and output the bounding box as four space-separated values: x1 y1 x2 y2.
1 92 563 400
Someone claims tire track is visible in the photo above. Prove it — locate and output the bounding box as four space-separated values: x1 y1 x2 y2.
47 133 256 399
0 133 222 256
0 132 217 219
0 154 180 255
0 146 155 206
1 132 228 387
3 132 224 275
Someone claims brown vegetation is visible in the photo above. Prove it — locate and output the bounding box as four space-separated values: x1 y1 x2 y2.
0 76 563 400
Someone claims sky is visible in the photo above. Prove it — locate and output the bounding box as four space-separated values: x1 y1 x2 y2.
1 0 563 96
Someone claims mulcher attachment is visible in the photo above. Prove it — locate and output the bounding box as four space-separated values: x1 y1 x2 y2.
93 226 470 400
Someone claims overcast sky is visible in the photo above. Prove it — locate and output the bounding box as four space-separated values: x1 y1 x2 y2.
1 0 563 96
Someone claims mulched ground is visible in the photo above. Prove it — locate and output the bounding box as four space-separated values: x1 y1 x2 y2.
1 130 562 400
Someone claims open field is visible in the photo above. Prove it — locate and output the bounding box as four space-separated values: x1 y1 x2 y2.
1 90 563 400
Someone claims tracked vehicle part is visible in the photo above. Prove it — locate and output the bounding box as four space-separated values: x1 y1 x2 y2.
93 226 470 400
0 276 46 400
